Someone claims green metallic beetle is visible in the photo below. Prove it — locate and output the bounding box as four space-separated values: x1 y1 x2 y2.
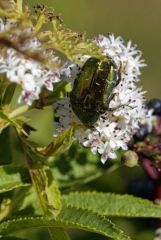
70 57 121 128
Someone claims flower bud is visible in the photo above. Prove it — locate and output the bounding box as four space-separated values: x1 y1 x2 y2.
122 150 139 167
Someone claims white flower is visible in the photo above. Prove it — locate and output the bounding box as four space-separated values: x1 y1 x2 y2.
60 63 81 83
54 33 152 163
0 18 77 105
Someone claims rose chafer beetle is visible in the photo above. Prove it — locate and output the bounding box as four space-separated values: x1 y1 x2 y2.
70 57 121 128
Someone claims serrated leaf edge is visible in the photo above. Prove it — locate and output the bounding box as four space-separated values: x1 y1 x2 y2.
62 191 161 218
0 205 131 240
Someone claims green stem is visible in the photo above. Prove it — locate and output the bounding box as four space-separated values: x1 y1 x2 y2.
17 0 22 13
8 105 29 118
106 163 120 174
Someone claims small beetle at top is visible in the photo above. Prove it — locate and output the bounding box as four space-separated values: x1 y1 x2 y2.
70 57 121 128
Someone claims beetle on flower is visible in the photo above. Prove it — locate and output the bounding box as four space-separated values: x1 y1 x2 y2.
54 34 154 163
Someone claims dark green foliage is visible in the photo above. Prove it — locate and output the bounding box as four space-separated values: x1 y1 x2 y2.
0 128 12 165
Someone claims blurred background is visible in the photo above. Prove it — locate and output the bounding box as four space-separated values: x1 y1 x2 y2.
17 0 161 239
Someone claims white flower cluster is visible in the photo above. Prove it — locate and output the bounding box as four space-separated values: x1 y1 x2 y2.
54 34 153 163
0 18 74 105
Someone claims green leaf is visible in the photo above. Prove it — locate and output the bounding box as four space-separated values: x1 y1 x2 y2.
27 159 62 218
49 126 74 155
0 206 130 240
48 227 71 240
62 192 161 218
0 164 30 193
10 186 42 216
0 237 27 240
36 126 74 157
0 78 14 106
0 112 9 134
33 81 71 108
46 178 62 218
58 206 130 240
2 83 16 106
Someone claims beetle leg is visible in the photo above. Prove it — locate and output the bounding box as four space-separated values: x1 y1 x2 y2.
109 104 134 111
